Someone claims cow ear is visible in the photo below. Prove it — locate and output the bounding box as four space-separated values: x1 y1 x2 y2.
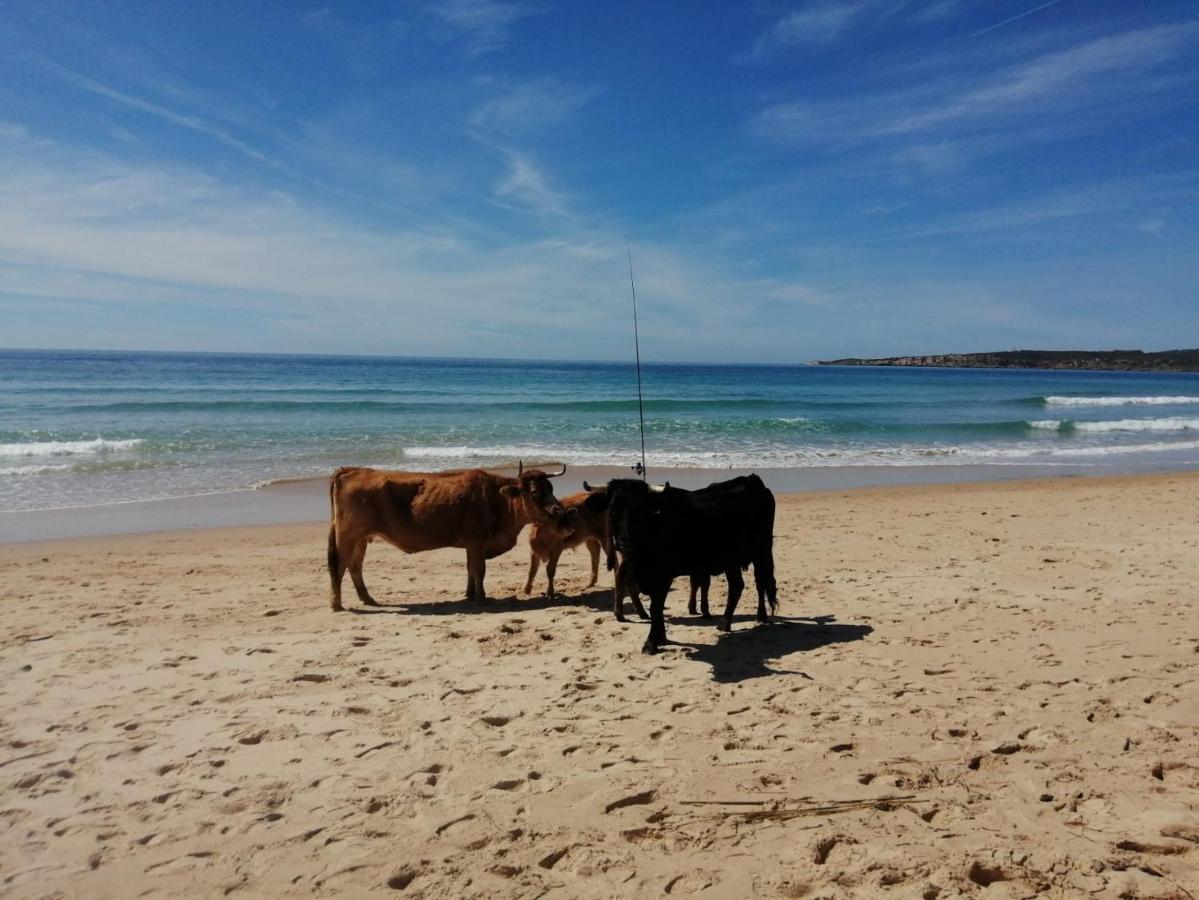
582 492 609 512
500 484 521 498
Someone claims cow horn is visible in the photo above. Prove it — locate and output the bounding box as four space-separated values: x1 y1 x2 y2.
582 480 593 492
547 463 567 478
517 460 523 476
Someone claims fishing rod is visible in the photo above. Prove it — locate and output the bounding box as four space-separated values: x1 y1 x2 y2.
627 244 647 480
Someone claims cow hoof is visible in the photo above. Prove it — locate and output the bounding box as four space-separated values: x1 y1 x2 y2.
331 603 344 613
717 620 731 633
614 614 627 623
701 612 712 620
641 639 659 655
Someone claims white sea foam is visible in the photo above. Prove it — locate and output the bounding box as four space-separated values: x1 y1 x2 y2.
0 438 143 458
0 463 76 477
1071 417 1199 433
1028 418 1199 433
1044 395 1199 407
964 439 1199 459
397 439 1199 469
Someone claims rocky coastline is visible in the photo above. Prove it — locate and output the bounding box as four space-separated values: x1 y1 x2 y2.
817 349 1199 372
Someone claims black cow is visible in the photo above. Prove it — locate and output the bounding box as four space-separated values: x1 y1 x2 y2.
584 475 777 654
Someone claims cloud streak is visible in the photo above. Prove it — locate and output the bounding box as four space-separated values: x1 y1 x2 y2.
753 22 1198 147
968 0 1063 40
49 64 283 169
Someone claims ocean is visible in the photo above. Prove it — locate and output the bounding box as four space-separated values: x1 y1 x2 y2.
3 348 1199 513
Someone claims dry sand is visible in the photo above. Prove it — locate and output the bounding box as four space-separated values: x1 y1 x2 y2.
2 472 1197 899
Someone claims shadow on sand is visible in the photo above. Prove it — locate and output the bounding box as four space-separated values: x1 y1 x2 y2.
352 591 869 682
347 588 614 617
670 615 874 682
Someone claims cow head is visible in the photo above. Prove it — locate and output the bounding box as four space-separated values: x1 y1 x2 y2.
588 478 665 555
500 463 567 523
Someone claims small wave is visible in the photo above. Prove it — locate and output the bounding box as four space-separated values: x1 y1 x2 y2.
1071 417 1199 433
395 438 1199 469
64 397 787 414
0 438 144 458
966 438 1199 459
1043 395 1199 407
0 463 76 477
1027 417 1199 434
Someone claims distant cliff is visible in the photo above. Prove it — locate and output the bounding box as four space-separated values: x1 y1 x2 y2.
816 349 1199 372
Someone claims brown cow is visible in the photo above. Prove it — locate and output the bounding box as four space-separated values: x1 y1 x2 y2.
523 490 613 598
327 463 566 611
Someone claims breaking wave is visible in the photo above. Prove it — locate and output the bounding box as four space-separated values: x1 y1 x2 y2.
1042 395 1199 407
0 438 144 458
1029 417 1199 433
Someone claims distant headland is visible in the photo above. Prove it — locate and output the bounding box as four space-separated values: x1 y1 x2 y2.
816 349 1199 372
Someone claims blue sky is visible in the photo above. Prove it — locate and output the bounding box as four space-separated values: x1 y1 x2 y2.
1 1 1196 362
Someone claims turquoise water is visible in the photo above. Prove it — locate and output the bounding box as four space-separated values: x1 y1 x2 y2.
2 349 1199 511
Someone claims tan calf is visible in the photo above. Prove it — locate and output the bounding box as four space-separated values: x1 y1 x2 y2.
523 490 612 598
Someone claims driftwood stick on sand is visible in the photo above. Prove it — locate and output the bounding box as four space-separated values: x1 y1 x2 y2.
682 795 919 823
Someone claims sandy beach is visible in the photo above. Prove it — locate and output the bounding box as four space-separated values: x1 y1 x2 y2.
3 472 1197 899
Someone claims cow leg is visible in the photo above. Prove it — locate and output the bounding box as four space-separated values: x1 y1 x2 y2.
621 560 650 620
612 556 629 621
718 567 745 633
471 552 489 601
465 548 484 601
328 524 346 612
346 540 378 607
688 575 711 618
629 582 650 620
585 538 600 588
523 553 541 595
545 550 560 598
642 590 669 655
754 560 777 623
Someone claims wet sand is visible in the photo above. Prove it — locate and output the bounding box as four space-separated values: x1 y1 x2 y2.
2 472 1197 898
8 460 1196 543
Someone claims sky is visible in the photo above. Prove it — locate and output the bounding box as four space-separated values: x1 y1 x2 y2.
1 0 1196 363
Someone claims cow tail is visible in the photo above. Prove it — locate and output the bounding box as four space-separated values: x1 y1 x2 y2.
327 469 345 581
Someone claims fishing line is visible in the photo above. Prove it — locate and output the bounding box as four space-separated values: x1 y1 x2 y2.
627 244 647 480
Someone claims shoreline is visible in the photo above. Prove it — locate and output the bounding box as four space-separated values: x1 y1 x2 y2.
4 461 1198 543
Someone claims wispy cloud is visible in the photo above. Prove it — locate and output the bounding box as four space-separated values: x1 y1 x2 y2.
754 2 866 52
469 78 599 136
427 0 541 56
753 22 1198 147
748 0 974 57
493 151 571 219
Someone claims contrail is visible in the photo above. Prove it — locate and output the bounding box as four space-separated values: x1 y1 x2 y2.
968 0 1063 39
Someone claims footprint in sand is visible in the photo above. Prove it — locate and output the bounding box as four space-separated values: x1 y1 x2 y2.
385 868 417 891
813 834 854 865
